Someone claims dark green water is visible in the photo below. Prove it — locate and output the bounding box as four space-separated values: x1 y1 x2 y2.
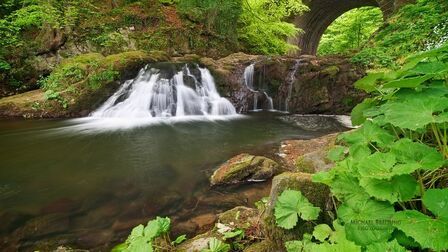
0 113 346 251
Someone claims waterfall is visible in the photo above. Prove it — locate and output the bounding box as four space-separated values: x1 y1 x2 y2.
91 64 236 119
284 60 301 112
243 63 274 111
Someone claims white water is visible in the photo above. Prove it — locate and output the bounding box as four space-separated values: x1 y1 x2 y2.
91 64 236 119
284 59 301 112
243 63 275 111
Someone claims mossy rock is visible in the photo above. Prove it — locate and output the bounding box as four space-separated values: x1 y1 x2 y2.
243 240 277 252
175 232 219 252
320 65 340 77
217 206 258 230
294 149 334 173
210 154 280 186
263 172 332 251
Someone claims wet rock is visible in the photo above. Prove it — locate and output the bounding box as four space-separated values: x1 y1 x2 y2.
175 232 218 252
40 198 79 215
12 213 70 239
263 172 332 250
111 217 148 232
190 213 217 233
71 201 121 229
76 229 114 249
243 240 276 252
218 206 259 230
171 220 199 237
279 114 351 131
278 133 338 171
0 212 29 234
210 154 280 186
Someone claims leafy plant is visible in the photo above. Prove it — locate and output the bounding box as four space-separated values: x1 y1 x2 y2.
112 216 172 252
201 238 230 252
274 189 320 229
282 44 448 251
238 0 308 55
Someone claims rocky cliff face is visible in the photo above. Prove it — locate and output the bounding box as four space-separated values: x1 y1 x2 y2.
0 52 366 118
198 53 366 115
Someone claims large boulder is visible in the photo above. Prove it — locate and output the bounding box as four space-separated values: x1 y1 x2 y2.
210 154 280 186
278 133 338 172
263 172 332 251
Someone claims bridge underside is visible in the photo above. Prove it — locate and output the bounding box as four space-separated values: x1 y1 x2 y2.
291 0 398 55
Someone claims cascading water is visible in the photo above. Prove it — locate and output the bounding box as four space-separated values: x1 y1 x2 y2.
91 64 236 119
243 63 274 111
283 59 301 112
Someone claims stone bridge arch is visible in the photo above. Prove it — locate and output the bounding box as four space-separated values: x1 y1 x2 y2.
290 0 411 55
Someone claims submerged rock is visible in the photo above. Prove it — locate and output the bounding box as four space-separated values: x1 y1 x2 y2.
210 154 280 186
263 172 332 250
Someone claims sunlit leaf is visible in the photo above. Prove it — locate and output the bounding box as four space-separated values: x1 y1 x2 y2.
393 210 448 251
391 138 445 170
359 175 419 203
338 199 395 246
274 189 320 229
365 239 409 252
422 189 448 219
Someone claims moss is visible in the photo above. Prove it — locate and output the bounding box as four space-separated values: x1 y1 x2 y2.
243 240 277 252
294 156 315 173
320 65 340 77
263 172 332 250
1 50 170 118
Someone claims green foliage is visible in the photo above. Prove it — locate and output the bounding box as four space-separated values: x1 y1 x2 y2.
171 234 187 245
177 0 242 40
201 238 230 252
318 7 383 56
353 0 448 68
274 189 320 229
112 217 171 252
282 45 448 251
238 0 308 55
285 221 362 252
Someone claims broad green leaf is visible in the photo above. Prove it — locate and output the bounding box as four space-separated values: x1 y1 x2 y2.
201 238 230 252
341 121 395 148
312 170 335 185
313 224 332 242
393 210 448 251
391 138 445 170
410 61 448 75
128 224 144 241
144 217 171 239
435 112 448 123
351 98 376 125
392 230 420 248
338 199 395 246
422 189 448 219
365 239 409 252
359 175 419 203
358 152 396 179
111 242 127 252
382 74 434 89
383 97 448 130
327 146 346 162
223 229 244 239
274 189 320 229
328 172 370 203
172 234 187 245
285 240 306 252
354 72 384 92
125 237 153 252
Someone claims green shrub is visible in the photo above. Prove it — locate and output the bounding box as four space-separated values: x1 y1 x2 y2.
278 43 448 252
